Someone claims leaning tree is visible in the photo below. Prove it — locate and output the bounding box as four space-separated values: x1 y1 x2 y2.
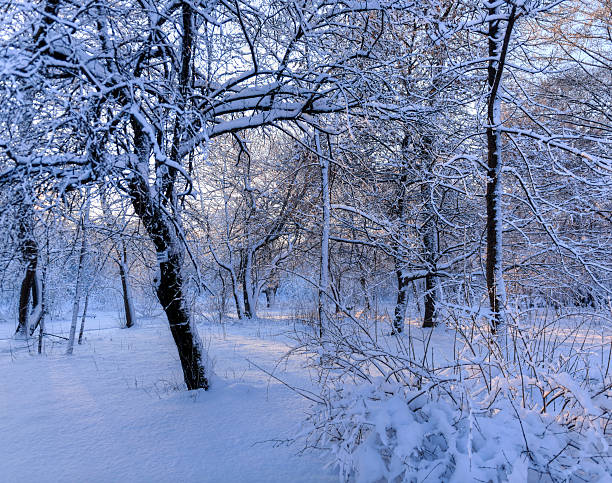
0 0 424 389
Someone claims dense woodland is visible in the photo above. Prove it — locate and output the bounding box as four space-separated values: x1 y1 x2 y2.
0 0 611 481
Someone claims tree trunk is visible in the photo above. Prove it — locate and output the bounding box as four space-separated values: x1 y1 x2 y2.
37 268 47 353
157 253 209 390
423 272 436 327
118 244 136 328
232 282 244 320
421 178 438 328
360 276 371 313
128 168 209 390
242 250 255 319
393 264 409 334
37 302 45 354
264 283 278 308
124 0 209 390
317 133 330 337
392 151 409 334
15 204 39 337
67 201 89 355
77 291 90 345
332 273 342 315
485 5 516 331
16 269 36 336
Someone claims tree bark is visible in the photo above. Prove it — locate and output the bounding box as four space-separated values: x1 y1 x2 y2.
421 172 438 328
124 1 209 390
485 5 516 331
118 244 136 328
392 147 409 334
394 264 409 334
263 282 278 308
232 282 244 320
67 199 89 355
241 250 255 319
317 133 330 337
77 291 90 345
158 253 208 390
66 237 84 354
127 160 209 390
423 271 436 327
15 203 39 336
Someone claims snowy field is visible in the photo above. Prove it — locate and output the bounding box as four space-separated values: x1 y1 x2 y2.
0 313 336 483
1 306 610 482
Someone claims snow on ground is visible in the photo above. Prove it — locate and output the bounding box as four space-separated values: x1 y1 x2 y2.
2 305 610 482
0 313 336 483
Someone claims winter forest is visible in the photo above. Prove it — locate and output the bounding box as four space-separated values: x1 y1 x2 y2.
0 0 610 481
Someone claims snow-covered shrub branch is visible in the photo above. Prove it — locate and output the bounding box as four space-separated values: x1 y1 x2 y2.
297 310 611 481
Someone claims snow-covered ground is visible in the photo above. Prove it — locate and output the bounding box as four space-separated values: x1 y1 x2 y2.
296 308 612 482
0 313 336 483
2 305 610 482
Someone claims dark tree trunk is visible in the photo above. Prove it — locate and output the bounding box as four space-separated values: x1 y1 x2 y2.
157 254 208 390
485 6 516 331
393 264 408 334
263 285 277 308
485 129 504 328
119 264 134 328
233 287 244 320
238 251 255 319
423 273 436 328
123 1 208 390
360 277 370 312
421 193 437 328
128 172 209 390
242 275 254 319
333 275 342 315
15 205 39 336
318 132 330 337
77 291 90 345
37 302 45 353
118 245 136 328
392 144 409 334
16 267 36 335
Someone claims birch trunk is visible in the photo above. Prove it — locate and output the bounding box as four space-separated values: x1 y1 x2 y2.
66 200 89 355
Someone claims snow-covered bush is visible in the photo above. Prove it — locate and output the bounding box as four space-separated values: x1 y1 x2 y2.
304 379 610 482
298 312 611 482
